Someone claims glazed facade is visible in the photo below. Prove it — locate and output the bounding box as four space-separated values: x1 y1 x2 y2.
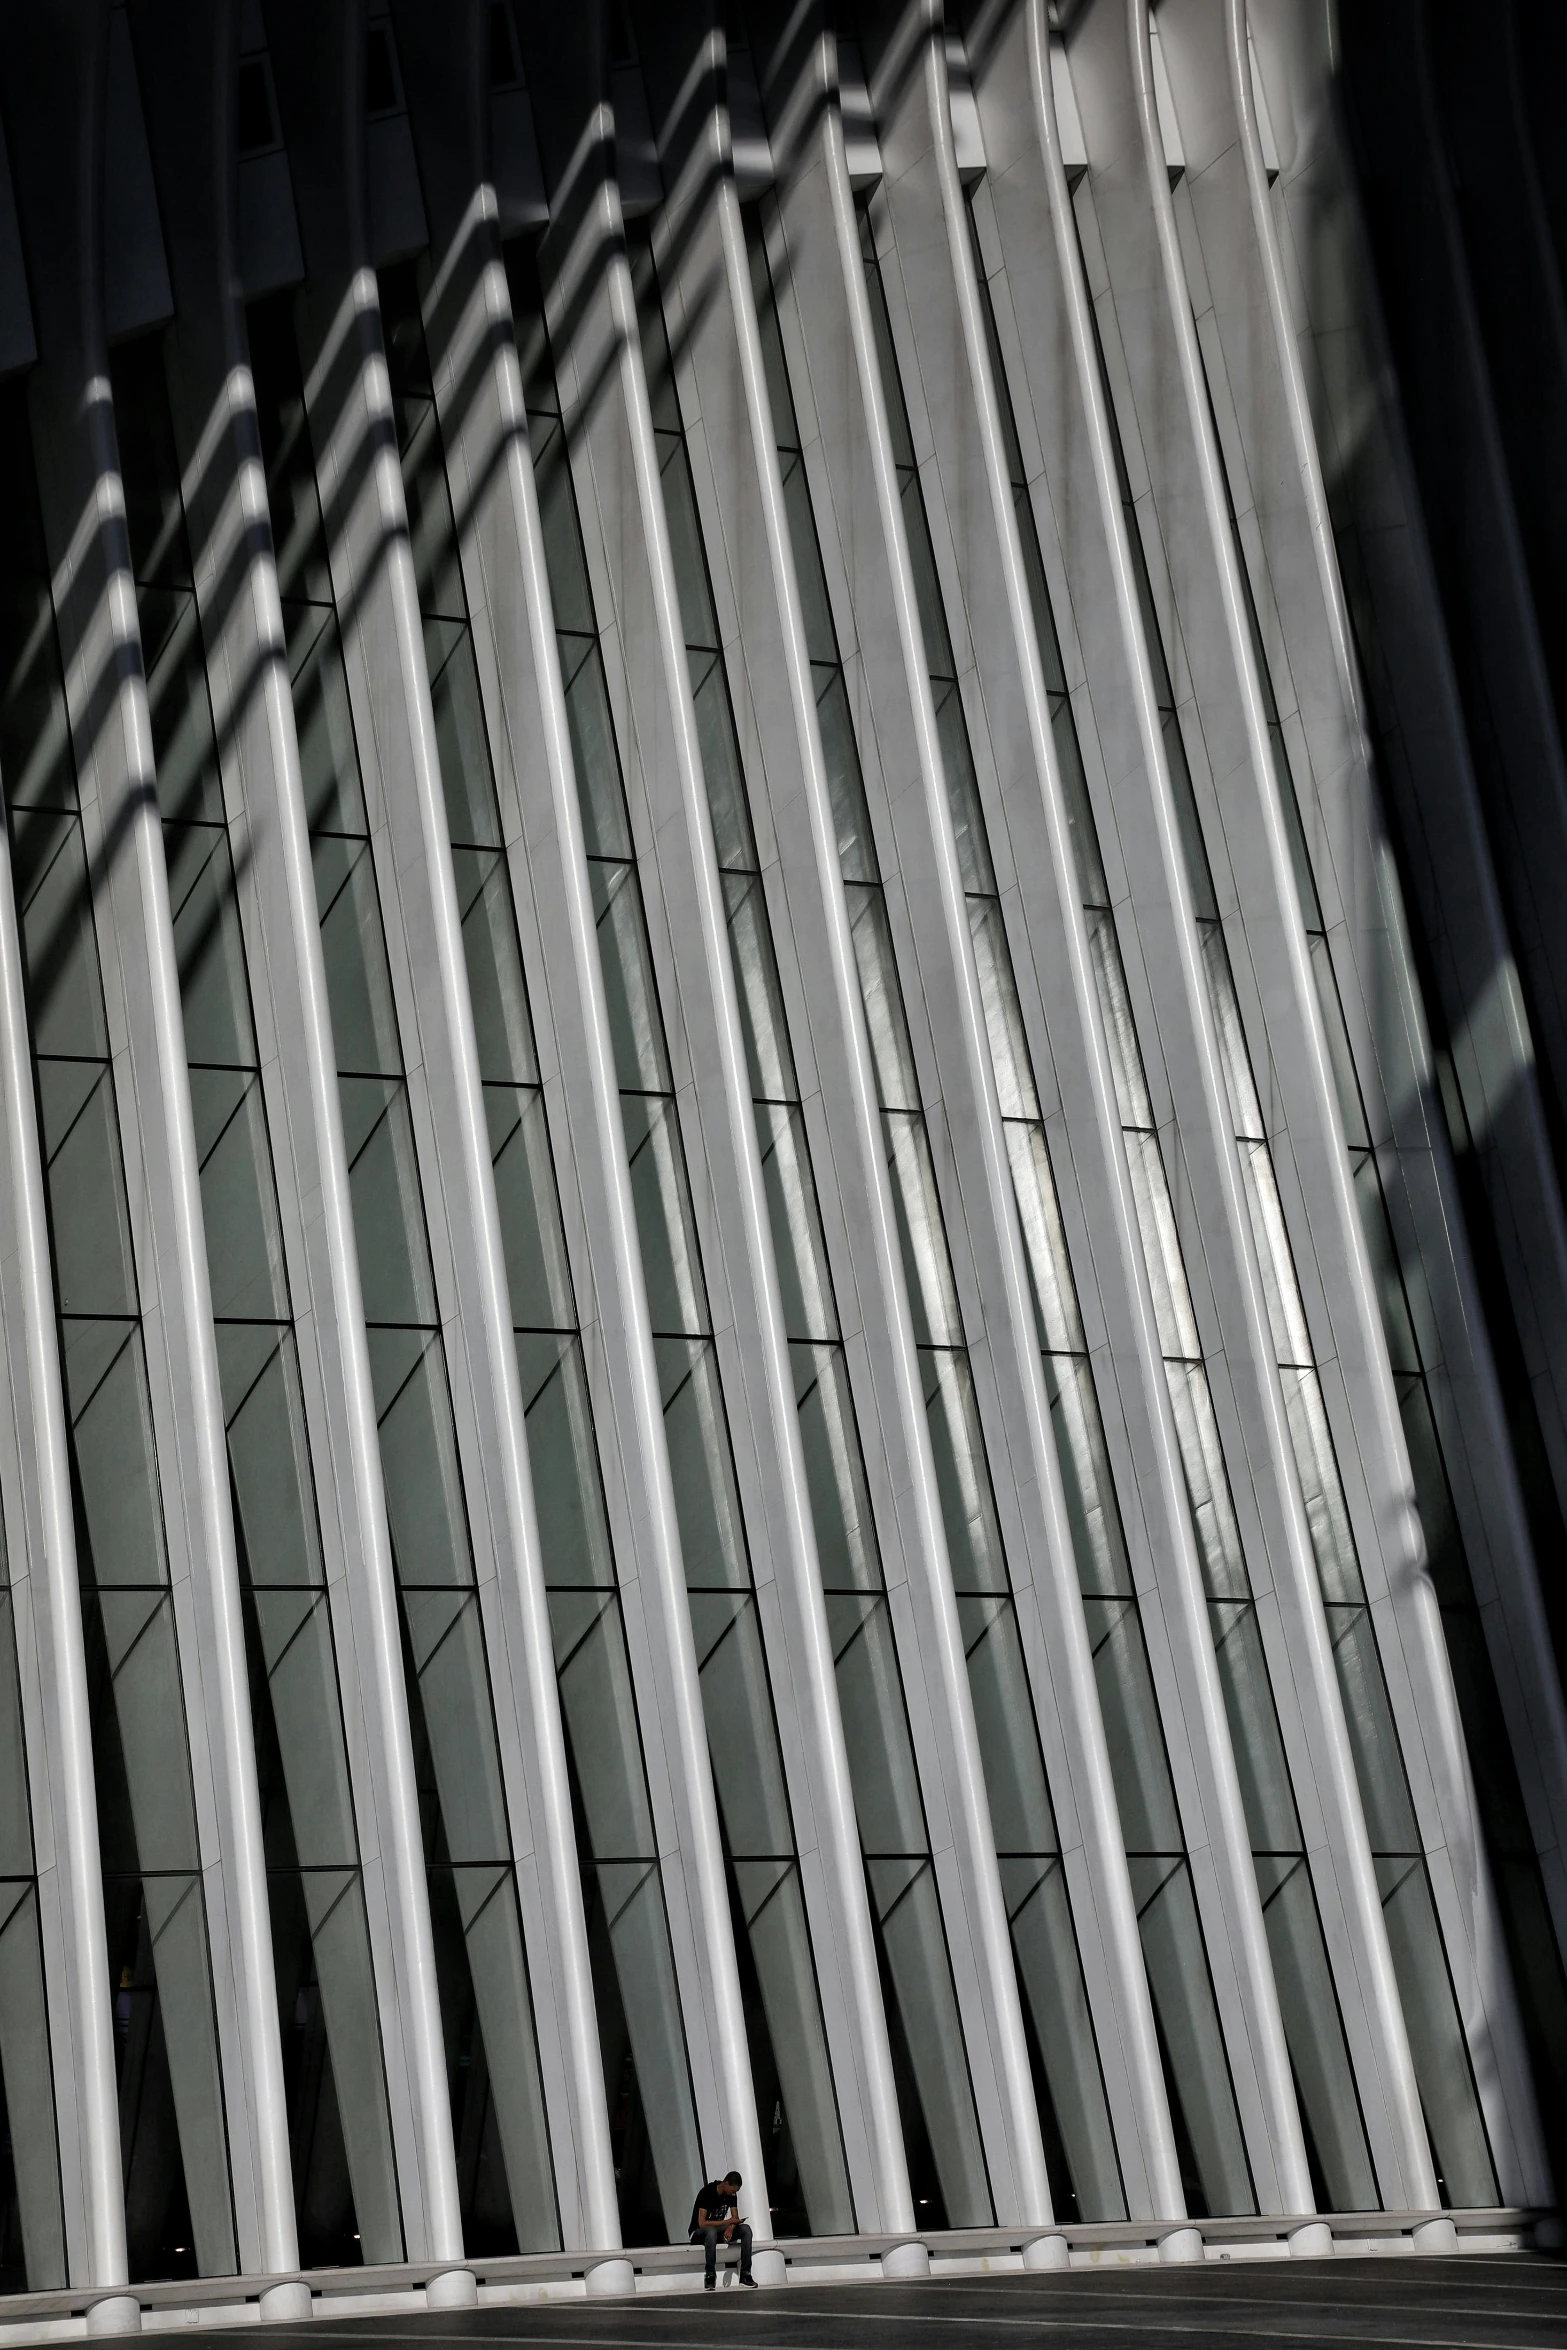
0 0 1561 2311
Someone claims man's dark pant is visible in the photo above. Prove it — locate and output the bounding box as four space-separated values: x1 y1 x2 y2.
698 2221 752 2284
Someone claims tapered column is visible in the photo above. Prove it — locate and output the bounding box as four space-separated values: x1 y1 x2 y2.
380 0 672 2254
467 0 907 2230
1149 0 1559 2202
125 0 471 2269
864 0 1343 2215
0 637 121 2298
264 0 612 2268
999 0 1440 2211
504 7 773 2217
1079 0 1540 2202
1252 0 1567 1689
751 0 1090 2229
2 0 297 2280
1227 0 1567 1959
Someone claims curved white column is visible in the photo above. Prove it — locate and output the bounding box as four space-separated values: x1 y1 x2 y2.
1035 0 1438 2209
879 0 1302 2221
461 9 771 2224
1120 0 1542 2203
617 6 911 2232
852 0 1211 2221
751 0 1074 2230
127 0 475 2263
1228 0 1567 1964
4 0 294 2278
0 682 123 2294
381 0 626 2251
265 0 624 2266
512 71 768 2212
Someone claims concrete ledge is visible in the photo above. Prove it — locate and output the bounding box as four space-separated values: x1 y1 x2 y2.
0 2208 1542 2343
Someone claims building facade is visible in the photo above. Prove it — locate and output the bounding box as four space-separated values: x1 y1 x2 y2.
0 0 1561 2320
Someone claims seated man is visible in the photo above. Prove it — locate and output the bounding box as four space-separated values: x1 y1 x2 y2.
689 2170 757 2289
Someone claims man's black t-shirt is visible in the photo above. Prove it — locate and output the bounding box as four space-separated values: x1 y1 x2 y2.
689 2181 737 2239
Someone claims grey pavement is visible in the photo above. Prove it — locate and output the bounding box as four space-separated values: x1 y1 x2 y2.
140 2259 1567 2350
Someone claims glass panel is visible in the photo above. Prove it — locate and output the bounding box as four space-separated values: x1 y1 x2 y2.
452 848 535 1083
1128 1857 1254 2218
1377 1858 1497 2208
726 871 796 1104
487 1086 574 1331
1279 1366 1363 1607
793 1342 881 1596
340 1078 437 1327
583 1858 699 2242
12 807 109 1056
313 836 403 1077
0 1577 65 2287
1086 908 1153 1130
1323 1601 1421 1856
1166 1363 1248 1601
427 631 504 856
1254 1857 1377 2212
161 823 253 1064
1005 1121 1085 1357
732 1860 852 2236
400 1590 558 2254
755 1100 838 1344
1205 1602 1299 1857
866 1859 992 2228
622 1095 708 1336
39 1065 138 1316
515 1333 614 1588
1080 1596 1184 1861
1042 1354 1130 1600
1123 1128 1201 1362
1000 1858 1124 2222
290 609 368 835
550 1591 656 1859
656 1338 749 1592
0 1882 64 2286
189 1071 287 1322
591 861 673 1096
922 1349 1008 1597
825 1592 928 1865
969 903 1037 1121
955 1593 1057 1854
1309 936 1369 1150
251 1659 400 2259
846 889 919 1111
366 1330 471 1591
1239 1138 1312 1366
882 1111 961 1346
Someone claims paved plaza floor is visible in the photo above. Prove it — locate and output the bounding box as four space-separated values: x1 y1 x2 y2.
138 2256 1567 2350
